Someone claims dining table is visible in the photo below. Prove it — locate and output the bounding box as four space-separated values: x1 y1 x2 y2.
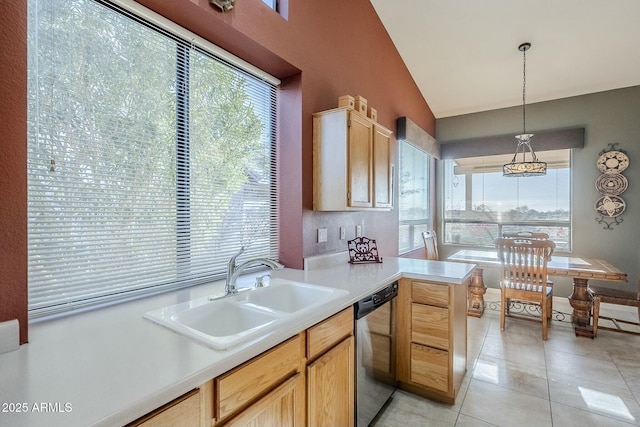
447 249 628 338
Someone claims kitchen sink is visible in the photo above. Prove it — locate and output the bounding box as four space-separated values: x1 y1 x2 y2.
173 300 279 338
243 280 341 313
144 279 348 350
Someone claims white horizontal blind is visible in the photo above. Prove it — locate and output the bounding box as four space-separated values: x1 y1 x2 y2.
27 0 278 317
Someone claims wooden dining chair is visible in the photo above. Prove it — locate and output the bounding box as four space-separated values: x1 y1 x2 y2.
590 278 640 337
421 230 439 260
503 231 554 290
495 237 556 340
502 231 549 240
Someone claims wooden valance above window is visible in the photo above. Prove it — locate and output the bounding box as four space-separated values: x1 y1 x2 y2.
440 127 584 160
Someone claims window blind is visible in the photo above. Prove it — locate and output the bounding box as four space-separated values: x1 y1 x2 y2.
27 0 279 318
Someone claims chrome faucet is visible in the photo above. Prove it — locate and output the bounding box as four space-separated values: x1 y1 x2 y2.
225 247 284 295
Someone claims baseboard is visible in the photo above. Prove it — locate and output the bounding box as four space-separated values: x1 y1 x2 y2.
0 319 19 354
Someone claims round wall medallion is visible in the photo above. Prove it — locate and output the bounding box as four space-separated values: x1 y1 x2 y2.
595 173 628 195
597 151 629 174
594 195 626 217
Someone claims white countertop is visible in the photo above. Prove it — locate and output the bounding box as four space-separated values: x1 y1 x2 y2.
0 257 475 427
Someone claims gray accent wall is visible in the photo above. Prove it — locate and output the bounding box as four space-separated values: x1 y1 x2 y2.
436 86 640 297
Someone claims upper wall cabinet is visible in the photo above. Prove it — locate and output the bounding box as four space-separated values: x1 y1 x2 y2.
313 107 393 211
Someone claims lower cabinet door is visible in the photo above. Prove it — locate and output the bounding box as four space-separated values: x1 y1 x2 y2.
307 336 355 427
410 343 449 392
221 373 305 427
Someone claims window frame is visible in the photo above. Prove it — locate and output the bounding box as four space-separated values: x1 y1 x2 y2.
398 140 431 254
441 150 573 251
262 0 278 11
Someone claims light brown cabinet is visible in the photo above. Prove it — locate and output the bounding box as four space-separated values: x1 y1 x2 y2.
313 107 393 211
215 334 304 426
307 337 354 427
222 373 305 427
396 278 468 403
129 307 355 427
372 124 392 208
126 381 213 427
127 277 471 426
306 307 355 427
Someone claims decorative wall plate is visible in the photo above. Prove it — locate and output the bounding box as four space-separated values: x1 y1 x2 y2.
595 173 628 195
594 195 626 217
597 150 629 174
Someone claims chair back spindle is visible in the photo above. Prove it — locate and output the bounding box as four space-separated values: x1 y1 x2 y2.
421 230 439 260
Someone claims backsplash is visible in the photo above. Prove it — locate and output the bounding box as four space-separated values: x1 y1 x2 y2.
303 251 350 270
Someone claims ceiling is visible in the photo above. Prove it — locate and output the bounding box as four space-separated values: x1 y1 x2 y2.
370 0 640 118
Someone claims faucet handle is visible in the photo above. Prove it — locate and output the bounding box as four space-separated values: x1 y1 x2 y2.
255 274 271 287
231 246 245 261
228 246 245 270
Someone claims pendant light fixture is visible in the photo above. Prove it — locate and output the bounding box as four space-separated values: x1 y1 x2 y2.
503 42 547 177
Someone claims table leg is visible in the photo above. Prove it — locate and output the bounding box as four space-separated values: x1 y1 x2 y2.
568 278 594 338
468 267 487 317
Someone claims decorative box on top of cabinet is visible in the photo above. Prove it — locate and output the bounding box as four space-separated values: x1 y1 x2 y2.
313 107 392 211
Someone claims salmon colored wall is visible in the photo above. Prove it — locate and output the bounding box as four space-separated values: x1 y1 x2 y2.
0 0 435 343
0 2 28 343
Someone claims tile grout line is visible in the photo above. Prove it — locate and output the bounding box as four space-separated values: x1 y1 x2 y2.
543 332 554 426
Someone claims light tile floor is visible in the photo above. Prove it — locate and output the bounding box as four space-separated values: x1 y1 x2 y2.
374 289 640 427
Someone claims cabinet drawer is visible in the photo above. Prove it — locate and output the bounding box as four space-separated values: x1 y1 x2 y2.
410 343 449 392
412 281 449 307
128 383 211 427
216 334 302 421
307 306 353 360
411 303 449 349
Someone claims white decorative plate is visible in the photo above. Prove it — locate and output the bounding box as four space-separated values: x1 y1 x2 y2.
594 195 626 217
595 173 628 196
597 151 629 174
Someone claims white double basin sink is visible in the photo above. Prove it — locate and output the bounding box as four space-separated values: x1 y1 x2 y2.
144 279 349 350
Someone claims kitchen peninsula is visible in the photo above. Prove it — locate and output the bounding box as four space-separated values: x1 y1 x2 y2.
0 257 474 427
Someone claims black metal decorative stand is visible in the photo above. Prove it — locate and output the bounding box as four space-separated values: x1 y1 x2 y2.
347 237 383 264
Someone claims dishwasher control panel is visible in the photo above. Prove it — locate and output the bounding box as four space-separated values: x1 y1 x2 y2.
354 281 398 319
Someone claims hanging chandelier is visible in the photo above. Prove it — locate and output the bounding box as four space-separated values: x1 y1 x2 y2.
503 42 547 177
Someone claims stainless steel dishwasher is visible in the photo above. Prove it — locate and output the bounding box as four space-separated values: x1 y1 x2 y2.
354 281 398 427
